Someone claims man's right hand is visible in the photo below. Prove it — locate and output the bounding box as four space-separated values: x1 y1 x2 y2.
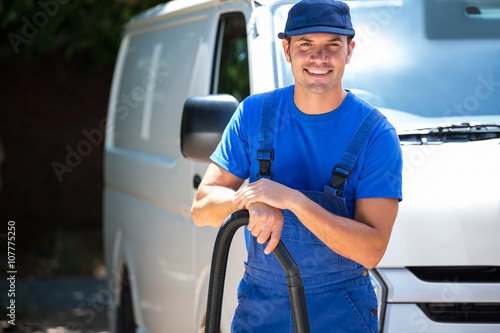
247 202 284 254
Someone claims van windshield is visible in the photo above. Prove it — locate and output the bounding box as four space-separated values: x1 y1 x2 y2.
272 1 500 129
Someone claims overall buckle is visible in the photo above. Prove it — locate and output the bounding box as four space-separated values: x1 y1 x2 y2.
330 165 351 195
257 149 274 179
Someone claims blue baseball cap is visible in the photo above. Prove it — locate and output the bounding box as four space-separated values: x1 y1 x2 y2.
278 0 355 39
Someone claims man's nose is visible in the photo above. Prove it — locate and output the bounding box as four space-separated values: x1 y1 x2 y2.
311 47 329 61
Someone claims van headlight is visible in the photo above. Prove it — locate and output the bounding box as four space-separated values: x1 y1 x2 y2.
369 269 387 331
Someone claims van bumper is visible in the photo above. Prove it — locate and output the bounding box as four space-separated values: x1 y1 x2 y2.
384 304 500 333
376 268 500 333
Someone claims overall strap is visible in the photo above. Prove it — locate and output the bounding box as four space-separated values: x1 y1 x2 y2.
330 109 384 196
256 90 278 179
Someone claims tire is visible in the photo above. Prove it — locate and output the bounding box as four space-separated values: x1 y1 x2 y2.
116 269 137 333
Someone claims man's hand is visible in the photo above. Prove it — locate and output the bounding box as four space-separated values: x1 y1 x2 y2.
246 202 284 254
234 178 301 210
234 179 301 254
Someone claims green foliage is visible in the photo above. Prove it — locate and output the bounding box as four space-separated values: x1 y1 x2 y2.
0 0 167 68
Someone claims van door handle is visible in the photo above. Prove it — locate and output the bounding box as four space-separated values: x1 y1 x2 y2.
193 174 202 189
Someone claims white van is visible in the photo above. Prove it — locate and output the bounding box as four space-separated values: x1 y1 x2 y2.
103 0 500 332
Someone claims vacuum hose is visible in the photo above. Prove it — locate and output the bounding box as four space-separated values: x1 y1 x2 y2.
205 209 310 333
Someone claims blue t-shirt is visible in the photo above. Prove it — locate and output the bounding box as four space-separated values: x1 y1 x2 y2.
211 85 403 216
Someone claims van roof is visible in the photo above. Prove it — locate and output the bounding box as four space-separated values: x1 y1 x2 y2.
127 0 273 26
128 0 212 24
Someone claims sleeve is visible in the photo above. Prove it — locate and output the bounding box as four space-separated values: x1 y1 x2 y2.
355 121 403 201
210 99 252 180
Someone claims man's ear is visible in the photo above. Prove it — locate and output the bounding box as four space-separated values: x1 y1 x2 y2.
346 39 355 64
282 39 291 63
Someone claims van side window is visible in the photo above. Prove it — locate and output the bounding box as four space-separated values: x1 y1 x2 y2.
111 17 210 158
212 13 249 101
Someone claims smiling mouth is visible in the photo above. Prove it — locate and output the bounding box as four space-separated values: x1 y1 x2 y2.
306 69 330 75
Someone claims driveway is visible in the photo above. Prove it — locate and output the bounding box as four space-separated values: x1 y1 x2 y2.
1 275 110 333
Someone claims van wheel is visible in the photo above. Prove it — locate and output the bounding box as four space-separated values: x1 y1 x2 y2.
117 271 137 333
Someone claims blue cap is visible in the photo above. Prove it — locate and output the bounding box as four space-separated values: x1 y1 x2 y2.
278 0 355 39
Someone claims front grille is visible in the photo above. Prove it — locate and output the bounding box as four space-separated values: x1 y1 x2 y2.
408 266 500 283
418 303 500 323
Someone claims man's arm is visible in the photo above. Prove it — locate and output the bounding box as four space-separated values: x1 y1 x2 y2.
191 163 245 228
192 163 285 255
297 195 398 269
234 178 398 269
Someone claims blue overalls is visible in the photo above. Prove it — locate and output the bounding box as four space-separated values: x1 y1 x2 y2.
231 91 383 333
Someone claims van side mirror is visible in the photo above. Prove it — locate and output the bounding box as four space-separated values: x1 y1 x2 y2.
181 94 239 162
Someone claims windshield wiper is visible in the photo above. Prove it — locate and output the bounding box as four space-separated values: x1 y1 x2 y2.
398 123 500 144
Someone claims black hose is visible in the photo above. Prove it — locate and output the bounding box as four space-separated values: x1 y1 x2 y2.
273 238 310 333
205 209 310 333
205 210 249 333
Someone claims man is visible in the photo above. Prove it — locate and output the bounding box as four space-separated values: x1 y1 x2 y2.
191 0 403 331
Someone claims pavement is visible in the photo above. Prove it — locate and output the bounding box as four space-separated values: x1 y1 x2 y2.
1 276 110 333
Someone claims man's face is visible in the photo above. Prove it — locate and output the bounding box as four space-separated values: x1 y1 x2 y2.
283 33 354 96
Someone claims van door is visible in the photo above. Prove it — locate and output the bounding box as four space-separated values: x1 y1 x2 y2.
104 6 219 332
190 8 251 331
